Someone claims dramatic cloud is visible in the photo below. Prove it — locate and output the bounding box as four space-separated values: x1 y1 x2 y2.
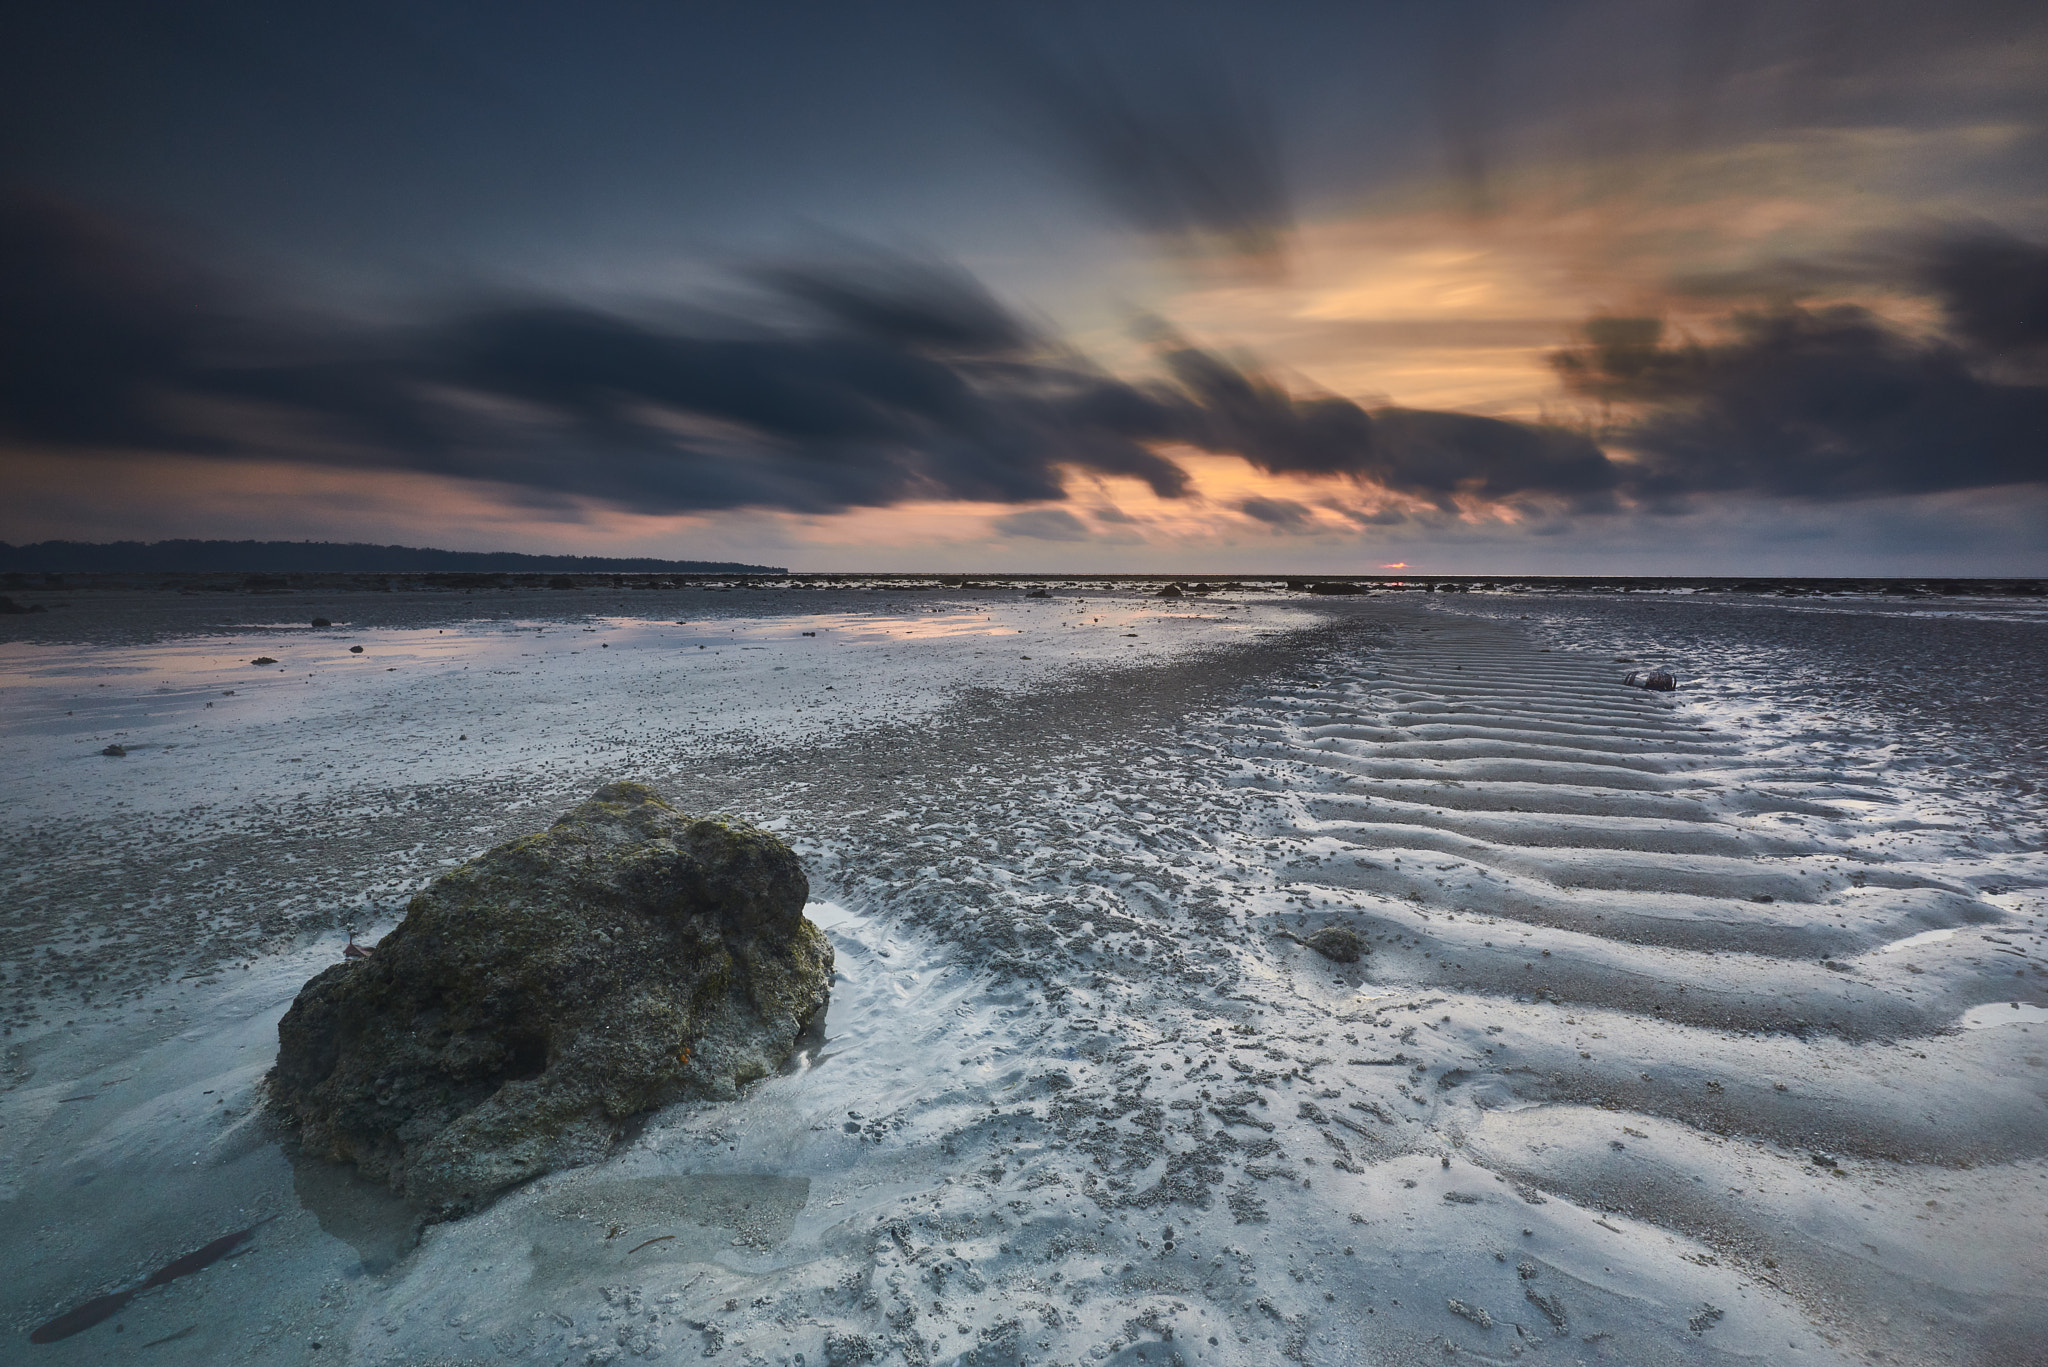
995 41 1292 271
0 196 1198 514
1422 0 2048 224
0 192 221 451
1157 336 1619 511
1918 227 2048 358
0 193 1634 524
1236 495 1314 530
1552 289 2048 501
989 508 1091 541
12 192 2041 537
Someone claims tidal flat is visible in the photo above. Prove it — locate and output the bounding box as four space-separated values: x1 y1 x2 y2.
3 581 2045 1366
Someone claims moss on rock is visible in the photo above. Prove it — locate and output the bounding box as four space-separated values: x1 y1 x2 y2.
269 781 831 1216
1302 926 1364 963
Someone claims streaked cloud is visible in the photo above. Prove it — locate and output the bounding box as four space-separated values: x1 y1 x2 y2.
989 508 1092 541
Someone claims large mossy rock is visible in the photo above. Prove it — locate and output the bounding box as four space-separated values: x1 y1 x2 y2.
270 782 832 1216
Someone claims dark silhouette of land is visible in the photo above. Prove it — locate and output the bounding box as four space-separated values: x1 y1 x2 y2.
0 540 783 575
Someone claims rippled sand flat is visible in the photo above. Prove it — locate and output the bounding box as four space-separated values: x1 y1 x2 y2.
3 587 2044 1366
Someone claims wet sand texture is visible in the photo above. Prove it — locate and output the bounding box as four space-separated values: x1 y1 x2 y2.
1 587 2043 1366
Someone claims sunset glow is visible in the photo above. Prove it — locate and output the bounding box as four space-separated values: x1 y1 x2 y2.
2 3 2043 572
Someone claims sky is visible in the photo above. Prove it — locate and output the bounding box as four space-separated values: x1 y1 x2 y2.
3 0 2046 574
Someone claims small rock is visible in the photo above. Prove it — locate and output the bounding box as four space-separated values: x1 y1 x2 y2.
824 1331 882 1365
101 744 128 757
311 617 332 628
1156 583 1184 598
251 656 278 665
1302 926 1364 963
349 645 364 654
0 595 49 614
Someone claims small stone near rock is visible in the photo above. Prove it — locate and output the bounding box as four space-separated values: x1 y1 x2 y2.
101 744 127 757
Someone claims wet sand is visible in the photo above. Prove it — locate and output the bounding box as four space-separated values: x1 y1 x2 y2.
3 587 2045 1365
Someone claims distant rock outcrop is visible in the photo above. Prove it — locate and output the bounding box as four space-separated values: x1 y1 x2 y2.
270 782 832 1216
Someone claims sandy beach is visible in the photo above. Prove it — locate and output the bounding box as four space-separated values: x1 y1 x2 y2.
3 584 2045 1366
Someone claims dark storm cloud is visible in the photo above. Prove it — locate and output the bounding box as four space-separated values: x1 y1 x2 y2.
750 253 1036 357
1918 227 2048 356
21 187 2043 526
990 509 1091 541
1236 496 1313 529
1372 409 1621 511
1342 505 1410 526
2 193 1648 521
0 191 218 450
995 41 1292 270
1156 335 1620 511
1553 300 2048 500
0 195 1192 513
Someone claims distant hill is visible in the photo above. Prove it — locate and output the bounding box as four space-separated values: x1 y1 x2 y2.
0 540 784 574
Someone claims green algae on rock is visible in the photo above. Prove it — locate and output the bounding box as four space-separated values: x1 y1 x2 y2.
269 781 832 1216
1301 925 1364 963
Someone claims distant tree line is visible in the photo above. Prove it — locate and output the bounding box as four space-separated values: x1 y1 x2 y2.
0 540 784 574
